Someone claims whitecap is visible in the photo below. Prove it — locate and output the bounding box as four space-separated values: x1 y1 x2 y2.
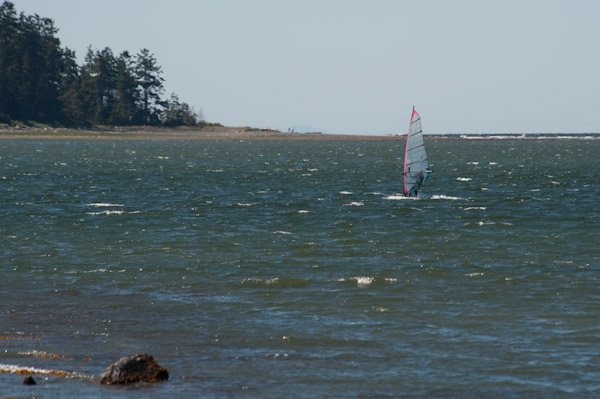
87 203 124 207
86 210 125 216
345 201 364 206
463 207 486 210
273 231 293 235
342 276 374 286
298 210 310 214
237 203 252 207
242 278 280 285
373 307 389 312
465 272 485 277
0 363 91 379
467 162 479 165
457 177 472 182
431 195 464 200
383 195 413 200
339 191 353 195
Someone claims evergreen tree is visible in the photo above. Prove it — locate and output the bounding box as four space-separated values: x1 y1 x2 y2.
80 47 118 124
58 47 85 125
110 51 138 125
163 93 198 126
0 1 19 122
0 1 65 122
135 48 164 125
0 1 203 128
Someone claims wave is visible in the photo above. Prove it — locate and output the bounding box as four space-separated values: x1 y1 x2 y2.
86 210 125 216
337 277 397 286
240 277 310 288
458 134 600 140
87 203 124 207
430 195 465 200
0 363 92 379
18 350 71 360
463 221 513 226
344 201 364 206
457 177 472 182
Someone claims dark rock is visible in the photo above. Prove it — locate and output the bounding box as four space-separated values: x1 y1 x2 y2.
23 375 36 385
99 354 168 385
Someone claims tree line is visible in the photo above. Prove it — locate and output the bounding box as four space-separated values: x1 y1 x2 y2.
0 1 202 127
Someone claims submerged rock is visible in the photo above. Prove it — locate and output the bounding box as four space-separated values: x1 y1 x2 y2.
23 375 36 385
99 354 168 385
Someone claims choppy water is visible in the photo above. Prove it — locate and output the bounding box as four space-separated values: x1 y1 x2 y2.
1 138 599 398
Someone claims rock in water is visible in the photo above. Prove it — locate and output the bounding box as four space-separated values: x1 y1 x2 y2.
99 354 168 384
23 375 36 385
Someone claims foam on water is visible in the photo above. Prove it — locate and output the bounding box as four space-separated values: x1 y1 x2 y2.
430 194 465 200
0 363 91 379
344 201 364 206
85 210 125 215
383 195 414 200
87 203 124 207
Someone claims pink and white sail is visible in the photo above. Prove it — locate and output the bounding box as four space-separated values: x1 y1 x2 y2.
403 107 430 196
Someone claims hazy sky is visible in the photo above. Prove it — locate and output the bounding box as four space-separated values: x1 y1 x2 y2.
15 0 600 134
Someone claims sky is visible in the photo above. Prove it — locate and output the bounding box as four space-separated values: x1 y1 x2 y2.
14 0 600 135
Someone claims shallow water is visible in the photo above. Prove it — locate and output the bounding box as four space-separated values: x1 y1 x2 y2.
1 138 599 398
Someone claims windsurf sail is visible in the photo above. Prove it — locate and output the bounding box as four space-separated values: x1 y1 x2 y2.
403 106 431 196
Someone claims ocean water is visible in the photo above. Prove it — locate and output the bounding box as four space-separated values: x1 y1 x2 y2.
1 137 599 398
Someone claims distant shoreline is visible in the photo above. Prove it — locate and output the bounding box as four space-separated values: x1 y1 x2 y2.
0 126 399 141
0 126 598 141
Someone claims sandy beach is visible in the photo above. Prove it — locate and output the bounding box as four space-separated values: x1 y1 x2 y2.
0 126 405 141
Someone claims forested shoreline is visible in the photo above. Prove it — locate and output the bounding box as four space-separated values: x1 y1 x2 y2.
0 1 202 128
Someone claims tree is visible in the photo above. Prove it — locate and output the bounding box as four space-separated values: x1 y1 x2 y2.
110 51 138 125
0 1 65 123
79 47 119 124
135 48 164 125
0 1 204 128
0 1 19 122
162 93 199 126
58 47 85 125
